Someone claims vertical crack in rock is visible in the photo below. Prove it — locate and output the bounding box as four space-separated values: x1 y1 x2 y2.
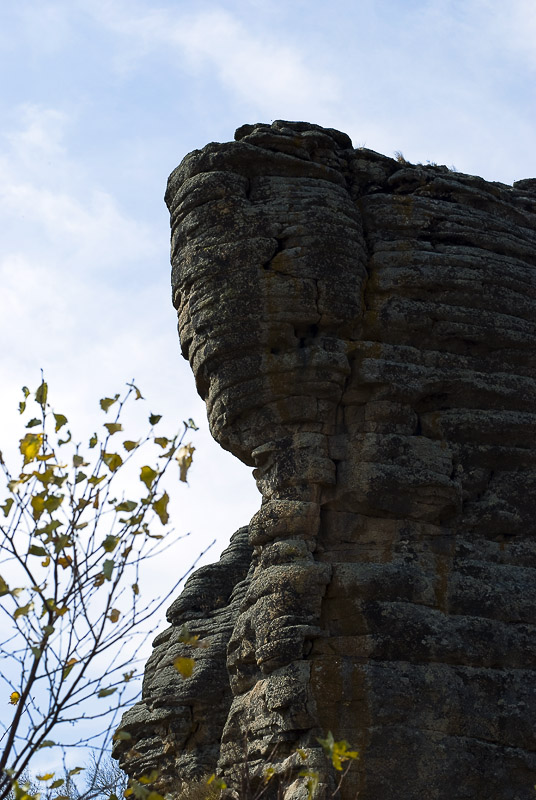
115 122 536 800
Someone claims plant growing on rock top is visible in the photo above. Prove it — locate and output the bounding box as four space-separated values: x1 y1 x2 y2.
0 378 207 800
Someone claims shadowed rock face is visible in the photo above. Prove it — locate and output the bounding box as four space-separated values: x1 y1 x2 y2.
114 122 536 800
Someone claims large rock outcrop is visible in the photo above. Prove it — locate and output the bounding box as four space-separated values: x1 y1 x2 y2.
114 121 536 800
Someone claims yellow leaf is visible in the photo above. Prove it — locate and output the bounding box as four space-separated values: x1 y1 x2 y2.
9 691 21 705
0 575 9 596
109 608 120 623
14 601 34 620
20 433 43 465
62 657 78 679
57 556 72 569
100 395 119 413
30 493 45 520
138 771 159 785
177 625 200 646
140 465 157 490
36 774 54 782
176 443 195 483
132 583 139 595
173 657 195 678
41 556 51 567
152 492 169 525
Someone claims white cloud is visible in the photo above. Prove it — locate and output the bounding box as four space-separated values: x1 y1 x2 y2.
83 1 341 116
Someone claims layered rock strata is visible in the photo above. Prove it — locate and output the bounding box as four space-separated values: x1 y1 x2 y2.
114 122 536 800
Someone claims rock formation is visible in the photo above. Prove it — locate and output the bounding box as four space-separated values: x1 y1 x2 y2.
114 121 536 800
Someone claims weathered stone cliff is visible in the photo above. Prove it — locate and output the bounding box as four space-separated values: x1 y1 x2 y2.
114 121 536 800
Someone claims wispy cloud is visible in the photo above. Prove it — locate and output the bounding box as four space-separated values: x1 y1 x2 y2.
83 1 341 117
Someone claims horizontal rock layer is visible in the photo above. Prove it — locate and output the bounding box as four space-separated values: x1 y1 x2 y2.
115 121 536 800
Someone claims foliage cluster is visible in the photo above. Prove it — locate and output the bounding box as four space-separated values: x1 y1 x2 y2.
0 379 204 800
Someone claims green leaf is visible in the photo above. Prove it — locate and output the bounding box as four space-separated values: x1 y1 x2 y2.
54 534 72 552
18 401 26 415
20 433 42 464
104 423 123 435
0 575 10 596
88 474 106 486
36 519 62 536
115 500 137 512
44 494 63 513
127 381 144 400
149 413 162 425
35 381 48 407
123 440 139 452
43 625 55 635
38 740 57 749
28 545 47 557
1 498 14 517
89 433 98 448
100 395 119 413
152 492 169 525
58 430 72 446
68 768 84 777
97 687 117 698
53 413 68 432
50 779 64 789
26 418 41 429
103 452 123 473
113 731 132 742
185 418 199 431
177 625 200 646
102 535 119 553
75 471 87 484
73 454 86 468
31 646 42 659
102 559 114 581
140 465 158 490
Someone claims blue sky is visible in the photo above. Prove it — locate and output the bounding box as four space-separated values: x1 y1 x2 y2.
0 0 534 775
